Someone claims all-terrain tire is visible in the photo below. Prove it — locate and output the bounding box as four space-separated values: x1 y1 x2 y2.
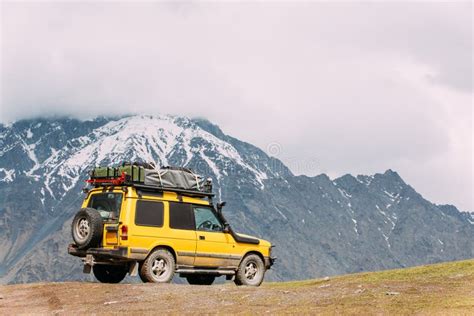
71 208 103 250
234 254 265 286
140 248 175 283
138 262 149 283
185 275 216 285
93 264 127 283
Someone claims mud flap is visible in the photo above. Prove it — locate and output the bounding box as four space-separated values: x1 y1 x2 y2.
82 254 95 274
129 261 138 277
83 264 92 274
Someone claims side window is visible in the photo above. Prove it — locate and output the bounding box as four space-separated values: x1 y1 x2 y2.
169 202 195 230
135 200 164 227
194 207 223 232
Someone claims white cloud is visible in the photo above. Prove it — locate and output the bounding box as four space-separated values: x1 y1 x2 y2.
0 1 472 209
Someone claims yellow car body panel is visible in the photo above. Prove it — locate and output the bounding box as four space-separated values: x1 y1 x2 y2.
81 187 272 269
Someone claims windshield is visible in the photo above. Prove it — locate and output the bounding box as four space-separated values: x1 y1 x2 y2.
88 192 123 220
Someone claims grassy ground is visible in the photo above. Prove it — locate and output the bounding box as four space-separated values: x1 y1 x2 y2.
0 259 473 315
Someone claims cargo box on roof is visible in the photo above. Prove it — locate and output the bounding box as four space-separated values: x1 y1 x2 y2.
89 163 209 192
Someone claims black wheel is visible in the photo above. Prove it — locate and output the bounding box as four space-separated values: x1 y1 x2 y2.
71 208 103 250
93 264 127 283
140 248 175 283
185 274 216 285
234 254 265 286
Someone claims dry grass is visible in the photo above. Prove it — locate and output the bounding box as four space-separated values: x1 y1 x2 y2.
0 259 473 315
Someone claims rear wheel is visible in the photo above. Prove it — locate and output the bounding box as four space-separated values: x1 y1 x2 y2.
93 264 127 283
138 263 148 283
234 254 265 286
71 208 103 250
185 274 216 285
140 249 175 283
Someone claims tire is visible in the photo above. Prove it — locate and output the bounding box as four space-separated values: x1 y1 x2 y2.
71 208 103 250
93 264 127 283
138 263 149 283
234 254 265 286
185 274 216 285
140 248 175 283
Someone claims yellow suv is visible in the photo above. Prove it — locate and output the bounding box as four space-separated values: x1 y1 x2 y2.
68 185 274 286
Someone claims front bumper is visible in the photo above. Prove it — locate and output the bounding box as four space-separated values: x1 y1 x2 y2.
265 256 276 269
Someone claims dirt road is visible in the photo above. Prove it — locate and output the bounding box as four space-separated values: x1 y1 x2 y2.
1 259 473 315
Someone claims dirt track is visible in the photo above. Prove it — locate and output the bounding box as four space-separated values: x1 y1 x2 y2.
1 259 473 315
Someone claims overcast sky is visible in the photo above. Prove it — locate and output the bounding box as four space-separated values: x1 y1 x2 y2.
1 1 472 210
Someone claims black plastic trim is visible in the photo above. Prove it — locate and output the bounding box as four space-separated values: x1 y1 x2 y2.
228 227 260 245
213 208 260 245
67 244 128 259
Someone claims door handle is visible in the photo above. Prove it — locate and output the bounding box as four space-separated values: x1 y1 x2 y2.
199 235 205 240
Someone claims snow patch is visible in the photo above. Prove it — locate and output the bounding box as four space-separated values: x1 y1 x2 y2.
40 187 45 206
275 206 288 221
351 218 359 235
200 152 221 180
338 188 352 199
0 168 15 182
376 204 396 230
23 140 40 176
378 227 391 248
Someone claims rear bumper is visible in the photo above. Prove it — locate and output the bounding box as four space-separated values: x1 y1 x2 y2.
68 244 128 259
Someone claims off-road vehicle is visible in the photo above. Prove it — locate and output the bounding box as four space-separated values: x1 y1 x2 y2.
68 164 274 286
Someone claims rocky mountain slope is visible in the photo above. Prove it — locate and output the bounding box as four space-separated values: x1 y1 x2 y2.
0 115 472 284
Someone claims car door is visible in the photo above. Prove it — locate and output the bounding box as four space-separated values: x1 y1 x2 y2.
167 202 197 266
193 206 240 268
88 192 124 246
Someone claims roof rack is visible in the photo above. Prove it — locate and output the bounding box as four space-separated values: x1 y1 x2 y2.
132 183 215 198
87 172 214 198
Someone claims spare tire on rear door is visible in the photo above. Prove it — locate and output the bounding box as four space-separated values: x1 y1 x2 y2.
71 208 103 249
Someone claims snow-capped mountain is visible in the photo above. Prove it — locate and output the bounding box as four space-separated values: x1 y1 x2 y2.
0 115 472 284
1 115 282 207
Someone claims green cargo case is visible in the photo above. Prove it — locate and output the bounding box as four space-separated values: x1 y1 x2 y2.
117 165 145 183
91 167 117 179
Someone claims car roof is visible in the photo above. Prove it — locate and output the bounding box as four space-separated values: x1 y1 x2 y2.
88 186 212 205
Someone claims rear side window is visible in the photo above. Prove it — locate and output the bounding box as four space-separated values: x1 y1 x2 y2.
135 200 164 227
169 202 195 230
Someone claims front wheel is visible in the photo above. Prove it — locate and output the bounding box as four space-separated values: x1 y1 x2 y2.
93 264 127 283
234 254 265 286
140 248 175 283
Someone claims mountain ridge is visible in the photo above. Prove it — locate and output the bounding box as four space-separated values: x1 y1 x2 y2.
0 115 472 284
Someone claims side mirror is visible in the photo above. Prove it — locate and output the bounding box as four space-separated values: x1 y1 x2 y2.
223 224 230 233
216 201 227 213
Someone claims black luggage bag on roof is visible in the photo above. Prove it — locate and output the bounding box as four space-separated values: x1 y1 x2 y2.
90 163 209 192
